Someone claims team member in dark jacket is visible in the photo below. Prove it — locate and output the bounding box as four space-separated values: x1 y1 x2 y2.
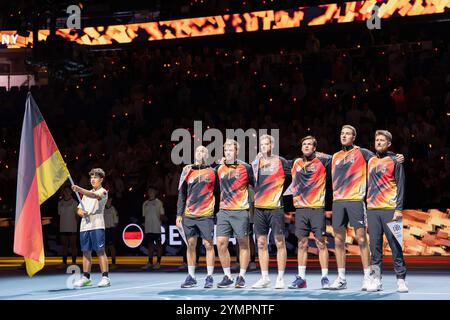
366 130 408 293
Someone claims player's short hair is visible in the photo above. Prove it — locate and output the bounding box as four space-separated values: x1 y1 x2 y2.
300 135 317 147
196 145 208 152
148 185 158 192
224 139 240 151
89 168 105 178
375 130 393 142
260 134 275 145
342 125 357 137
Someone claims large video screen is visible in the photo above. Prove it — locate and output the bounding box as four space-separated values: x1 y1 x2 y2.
1 0 449 48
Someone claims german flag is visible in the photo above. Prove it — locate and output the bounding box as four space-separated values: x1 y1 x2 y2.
123 231 144 248
14 93 70 277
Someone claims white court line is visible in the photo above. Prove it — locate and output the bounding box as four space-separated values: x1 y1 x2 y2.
340 291 450 296
41 279 185 300
40 282 450 300
401 292 450 295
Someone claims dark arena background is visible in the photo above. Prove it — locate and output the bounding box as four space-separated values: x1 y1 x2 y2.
0 0 449 308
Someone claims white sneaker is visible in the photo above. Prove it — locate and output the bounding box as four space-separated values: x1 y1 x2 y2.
252 277 271 289
329 277 347 290
361 276 372 291
367 277 382 292
249 262 257 270
73 276 92 288
98 276 111 287
397 279 408 293
141 263 153 270
275 277 285 289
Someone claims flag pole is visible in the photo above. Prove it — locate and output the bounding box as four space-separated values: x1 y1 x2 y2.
68 175 86 211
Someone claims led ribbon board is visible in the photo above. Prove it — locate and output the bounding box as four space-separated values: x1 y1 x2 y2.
1 0 449 48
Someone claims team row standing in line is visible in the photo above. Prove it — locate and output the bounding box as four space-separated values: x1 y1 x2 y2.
176 125 408 293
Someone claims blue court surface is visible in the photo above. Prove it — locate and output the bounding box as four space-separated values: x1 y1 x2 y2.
0 270 449 300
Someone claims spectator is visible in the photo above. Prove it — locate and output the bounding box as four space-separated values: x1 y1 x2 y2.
142 186 165 270
57 186 79 268
104 196 119 267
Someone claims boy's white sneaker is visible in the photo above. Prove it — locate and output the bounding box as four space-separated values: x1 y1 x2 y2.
73 276 92 288
98 276 111 287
